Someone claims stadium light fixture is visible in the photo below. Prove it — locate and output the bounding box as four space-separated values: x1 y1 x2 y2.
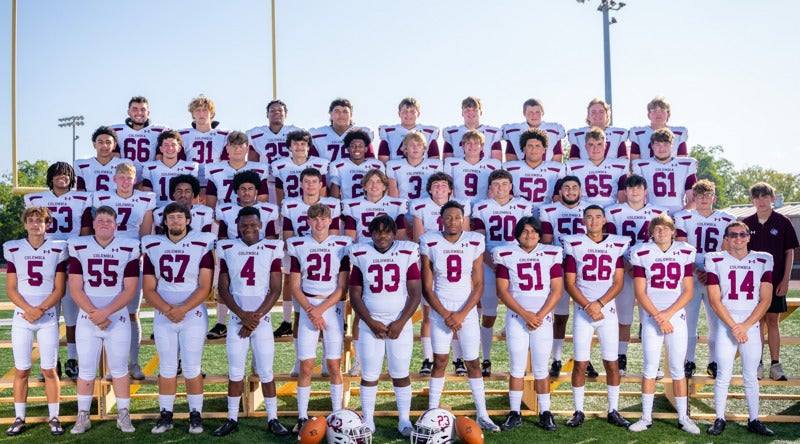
58 115 85 165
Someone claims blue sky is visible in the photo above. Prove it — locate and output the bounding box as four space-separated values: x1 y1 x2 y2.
2 0 799 176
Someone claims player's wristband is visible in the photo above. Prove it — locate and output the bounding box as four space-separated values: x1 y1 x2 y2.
597 300 605 308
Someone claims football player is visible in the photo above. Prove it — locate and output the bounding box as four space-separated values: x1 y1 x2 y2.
503 128 565 206
4 207 69 436
328 129 385 200
110 96 169 181
378 97 441 162
286 203 352 433
386 131 442 200
674 179 734 378
631 128 697 215
271 129 329 205
628 214 699 434
178 95 229 201
343 169 408 243
420 201 499 432
309 98 376 161
213 207 290 437
568 99 629 160
705 221 775 437
563 205 630 428
153 174 214 234
471 169 534 376
140 130 200 207
349 215 422 437
499 98 565 163
68 206 140 434
565 127 628 207
443 129 502 205
142 203 215 435
74 126 125 192
442 96 503 160
204 131 269 210
494 216 563 432
216 171 280 241
25 162 92 381
629 96 688 161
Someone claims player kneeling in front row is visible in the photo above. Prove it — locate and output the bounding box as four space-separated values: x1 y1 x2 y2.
214 207 290 436
287 203 352 433
349 215 421 437
68 206 141 434
494 216 563 432
706 221 775 437
420 200 500 432
4 207 69 436
142 203 215 434
628 214 699 434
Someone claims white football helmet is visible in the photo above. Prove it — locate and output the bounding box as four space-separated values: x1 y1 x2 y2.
410 408 456 444
326 409 372 444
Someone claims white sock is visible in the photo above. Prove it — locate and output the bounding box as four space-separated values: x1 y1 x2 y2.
297 386 311 418
228 396 241 420
421 336 433 361
217 303 229 324
675 395 687 420
641 393 654 421
265 396 278 421
282 301 293 323
361 385 377 425
452 339 463 360
507 390 522 412
480 326 493 361
159 394 176 412
67 343 78 360
468 378 488 418
618 341 629 355
428 377 445 409
187 394 203 413
572 386 585 412
77 395 93 412
48 402 59 418
331 384 343 411
14 402 25 419
394 385 412 425
117 398 130 410
607 385 620 411
537 393 551 413
129 318 141 365
552 339 564 361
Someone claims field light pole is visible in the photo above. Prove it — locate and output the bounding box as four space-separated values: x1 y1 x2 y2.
58 115 84 165
578 0 626 124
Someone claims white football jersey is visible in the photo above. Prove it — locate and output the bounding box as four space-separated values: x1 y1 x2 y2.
674 209 735 269
443 157 502 204
247 124 303 166
270 157 329 199
442 124 502 159
342 196 409 243
500 121 565 161
349 240 421 322
503 160 565 206
629 125 689 159
605 203 668 248
385 158 443 200
309 125 376 162
419 231 484 304
74 157 125 192
216 238 284 310
204 161 269 206
631 158 698 214
567 126 629 159
68 235 141 304
142 231 216 300
153 204 214 234
179 125 230 165
565 158 629 208
378 124 441 160
24 190 93 239
493 242 563 311
110 122 169 179
471 198 534 251
93 190 156 239
537 202 588 248
563 233 629 302
287 234 353 296
140 160 200 207
409 197 471 233
630 241 696 310
328 158 385 200
281 197 341 238
705 251 774 313
215 202 280 240
4 238 69 302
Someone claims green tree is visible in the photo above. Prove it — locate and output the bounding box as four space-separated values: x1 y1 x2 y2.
18 159 50 187
729 166 800 205
0 160 52 252
690 145 736 208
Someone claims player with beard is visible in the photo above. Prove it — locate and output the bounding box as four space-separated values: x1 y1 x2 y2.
110 96 169 181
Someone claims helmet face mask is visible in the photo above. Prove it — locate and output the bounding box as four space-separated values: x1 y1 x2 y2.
327 409 373 444
411 408 456 444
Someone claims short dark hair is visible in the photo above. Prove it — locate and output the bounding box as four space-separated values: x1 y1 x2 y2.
92 126 118 144
514 216 543 241
300 168 323 182
232 170 261 191
583 204 605 217
440 200 464 217
169 174 200 198
157 129 183 148
561 175 581 188
488 169 513 185
625 174 648 189
128 96 149 108
286 129 311 146
94 205 117 220
368 214 396 235
266 99 287 114
237 206 260 220
426 172 454 195
160 202 193 234
519 128 548 151
344 128 372 147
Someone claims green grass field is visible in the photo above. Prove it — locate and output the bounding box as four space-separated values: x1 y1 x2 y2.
1 273 799 443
